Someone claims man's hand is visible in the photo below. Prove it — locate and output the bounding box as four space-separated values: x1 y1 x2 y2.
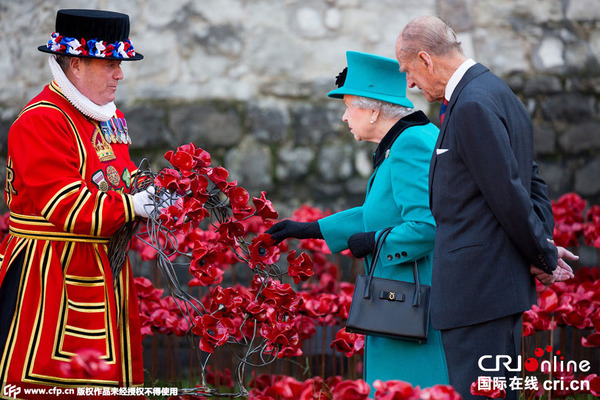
132 186 156 219
157 188 182 208
530 245 578 286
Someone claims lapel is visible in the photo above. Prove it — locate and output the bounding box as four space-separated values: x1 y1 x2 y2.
428 63 490 207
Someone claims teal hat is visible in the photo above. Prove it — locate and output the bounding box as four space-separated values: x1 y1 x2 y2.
327 51 413 108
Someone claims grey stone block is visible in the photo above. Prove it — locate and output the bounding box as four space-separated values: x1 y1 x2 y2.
169 103 243 148
540 94 595 122
559 121 600 154
247 102 290 143
125 106 170 149
575 159 600 196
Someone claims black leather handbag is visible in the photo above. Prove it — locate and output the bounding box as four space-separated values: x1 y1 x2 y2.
346 227 430 343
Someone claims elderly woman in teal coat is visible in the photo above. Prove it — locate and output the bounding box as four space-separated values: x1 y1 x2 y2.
267 51 448 390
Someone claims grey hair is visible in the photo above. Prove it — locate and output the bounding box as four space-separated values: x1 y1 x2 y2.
54 55 90 73
400 15 463 56
55 55 72 73
351 96 414 120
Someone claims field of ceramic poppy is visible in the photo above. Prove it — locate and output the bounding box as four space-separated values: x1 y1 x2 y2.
1 144 597 399
122 145 598 399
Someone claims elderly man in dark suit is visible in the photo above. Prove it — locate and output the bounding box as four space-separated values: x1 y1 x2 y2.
395 15 576 400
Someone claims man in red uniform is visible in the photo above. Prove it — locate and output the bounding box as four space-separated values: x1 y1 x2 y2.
0 9 154 396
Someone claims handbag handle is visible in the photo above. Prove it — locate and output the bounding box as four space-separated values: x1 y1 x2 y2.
411 261 421 307
362 227 393 299
363 227 423 307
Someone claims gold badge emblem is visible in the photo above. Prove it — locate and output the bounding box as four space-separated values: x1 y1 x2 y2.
92 125 116 162
122 169 131 188
5 162 17 195
92 170 110 192
106 166 120 187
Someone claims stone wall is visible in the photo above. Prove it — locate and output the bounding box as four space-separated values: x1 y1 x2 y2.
1 0 600 218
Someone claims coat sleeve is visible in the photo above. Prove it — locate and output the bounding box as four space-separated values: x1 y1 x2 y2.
454 100 557 273
8 108 135 237
318 207 363 253
531 161 555 238
378 128 437 265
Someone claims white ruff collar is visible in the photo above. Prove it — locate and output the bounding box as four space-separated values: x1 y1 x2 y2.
48 55 116 122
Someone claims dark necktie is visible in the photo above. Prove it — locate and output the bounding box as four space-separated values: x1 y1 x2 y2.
439 98 449 124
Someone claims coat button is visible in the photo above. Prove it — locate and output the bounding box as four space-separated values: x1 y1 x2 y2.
401 251 407 257
395 253 401 259
387 255 393 261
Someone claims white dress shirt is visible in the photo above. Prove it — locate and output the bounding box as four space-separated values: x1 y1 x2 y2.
444 58 476 101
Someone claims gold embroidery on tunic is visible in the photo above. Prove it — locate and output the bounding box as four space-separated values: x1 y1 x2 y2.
92 125 116 162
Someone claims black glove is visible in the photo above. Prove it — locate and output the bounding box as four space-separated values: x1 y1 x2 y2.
347 231 377 258
265 220 323 244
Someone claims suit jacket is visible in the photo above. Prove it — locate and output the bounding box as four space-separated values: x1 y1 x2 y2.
429 63 558 330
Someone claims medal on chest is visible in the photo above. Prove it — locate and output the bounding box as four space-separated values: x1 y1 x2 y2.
100 117 132 145
122 168 132 188
92 166 127 192
106 165 121 187
92 170 110 192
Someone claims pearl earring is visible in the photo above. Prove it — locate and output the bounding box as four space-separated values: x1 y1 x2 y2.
370 120 375 124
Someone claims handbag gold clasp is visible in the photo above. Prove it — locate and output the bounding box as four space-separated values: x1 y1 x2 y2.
388 291 396 301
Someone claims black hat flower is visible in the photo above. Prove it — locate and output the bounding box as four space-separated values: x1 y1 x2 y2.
38 9 143 61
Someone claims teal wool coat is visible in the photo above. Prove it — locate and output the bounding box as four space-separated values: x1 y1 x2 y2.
318 112 449 390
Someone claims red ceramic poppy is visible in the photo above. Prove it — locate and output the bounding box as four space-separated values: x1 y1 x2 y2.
585 374 600 396
154 168 181 191
259 320 300 349
584 205 600 248
252 191 279 221
229 186 254 219
165 143 211 175
330 327 364 357
419 385 462 400
256 278 301 317
469 381 506 399
582 332 600 347
192 314 230 353
552 193 587 247
293 315 317 341
373 380 420 400
331 379 370 400
249 233 281 266
207 166 237 193
59 349 110 379
217 220 246 245
287 250 314 284
269 376 306 399
205 365 234 388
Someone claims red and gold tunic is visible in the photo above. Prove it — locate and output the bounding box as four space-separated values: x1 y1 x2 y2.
0 81 143 395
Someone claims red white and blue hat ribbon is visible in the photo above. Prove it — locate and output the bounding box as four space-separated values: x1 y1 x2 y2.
46 32 137 59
